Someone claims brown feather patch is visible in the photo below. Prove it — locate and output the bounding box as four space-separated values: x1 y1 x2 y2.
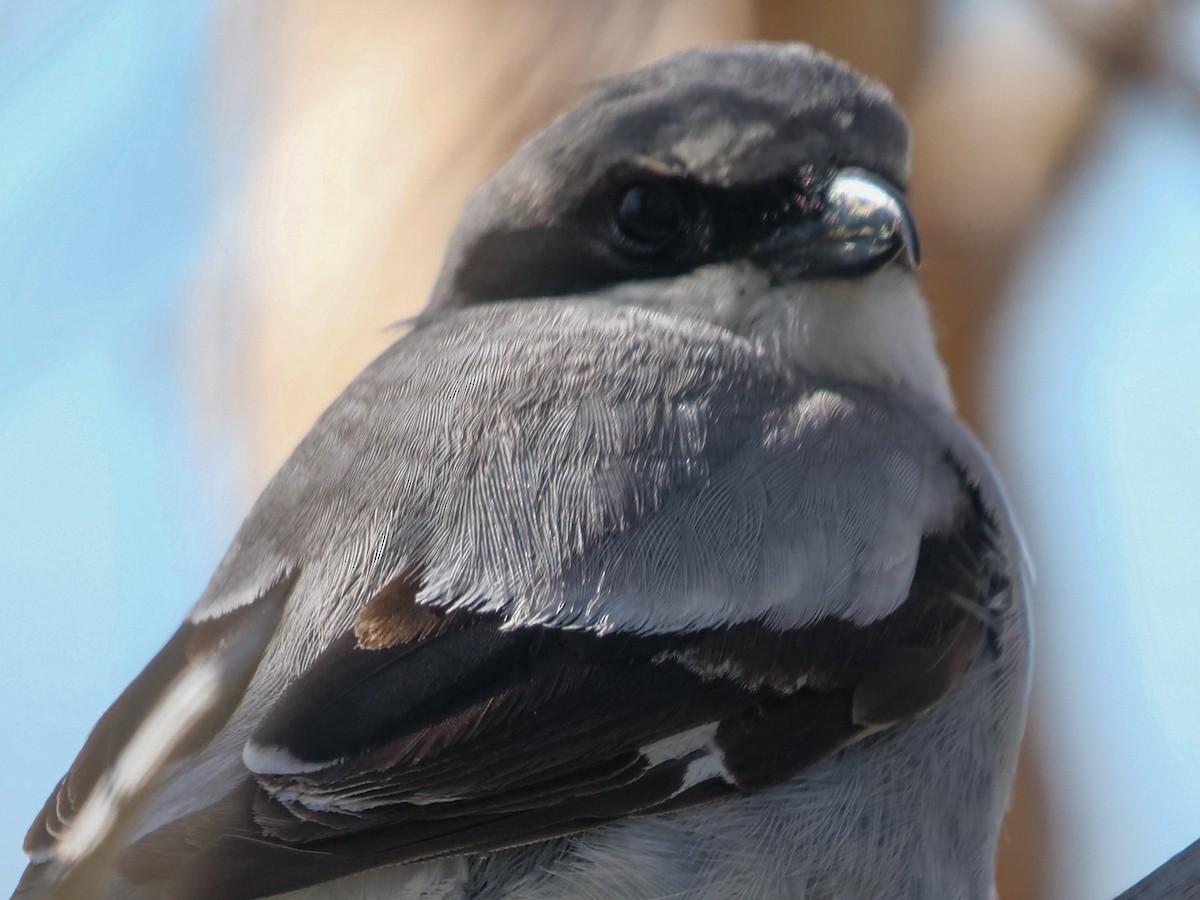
851 617 982 726
353 567 465 650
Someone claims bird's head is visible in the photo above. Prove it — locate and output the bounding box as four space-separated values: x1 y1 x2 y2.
428 42 952 407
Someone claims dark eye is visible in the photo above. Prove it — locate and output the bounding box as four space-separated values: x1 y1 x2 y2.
612 181 685 254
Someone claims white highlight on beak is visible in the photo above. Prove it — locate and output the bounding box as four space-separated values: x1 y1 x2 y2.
823 168 920 270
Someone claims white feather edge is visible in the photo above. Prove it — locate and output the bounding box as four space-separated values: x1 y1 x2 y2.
40 592 282 896
641 723 733 797
246 723 736 817
51 660 225 866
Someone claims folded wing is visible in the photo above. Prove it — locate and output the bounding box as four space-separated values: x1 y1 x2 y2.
121 476 1001 899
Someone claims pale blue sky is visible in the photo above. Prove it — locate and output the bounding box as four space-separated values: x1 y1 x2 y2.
0 1 235 889
1 4 1198 898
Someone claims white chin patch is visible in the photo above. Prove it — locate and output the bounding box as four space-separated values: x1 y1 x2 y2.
745 266 953 409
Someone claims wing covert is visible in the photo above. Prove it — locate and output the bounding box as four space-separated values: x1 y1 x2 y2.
121 489 1004 899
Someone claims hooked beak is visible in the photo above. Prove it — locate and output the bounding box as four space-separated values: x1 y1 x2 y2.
754 168 920 280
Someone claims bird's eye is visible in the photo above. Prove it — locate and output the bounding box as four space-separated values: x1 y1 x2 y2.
612 181 685 254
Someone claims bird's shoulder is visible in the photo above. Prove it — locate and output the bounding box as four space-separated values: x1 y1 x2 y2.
213 300 968 634
18 301 1019 900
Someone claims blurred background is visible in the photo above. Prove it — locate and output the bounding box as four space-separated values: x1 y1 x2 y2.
2 1 1198 897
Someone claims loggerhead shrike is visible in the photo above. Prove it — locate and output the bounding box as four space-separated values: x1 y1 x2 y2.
15 42 1031 900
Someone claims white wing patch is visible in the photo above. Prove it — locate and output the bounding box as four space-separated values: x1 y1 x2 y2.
188 559 293 624
243 741 337 777
640 723 733 798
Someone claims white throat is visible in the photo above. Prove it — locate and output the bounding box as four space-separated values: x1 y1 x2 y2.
741 267 954 409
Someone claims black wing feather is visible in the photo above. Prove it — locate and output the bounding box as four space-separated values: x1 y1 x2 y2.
116 483 1001 900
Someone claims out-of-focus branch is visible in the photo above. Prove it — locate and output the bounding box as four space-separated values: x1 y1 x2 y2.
200 0 756 489
1041 0 1162 76
754 0 931 101
1039 0 1200 117
908 17 1105 420
1115 835 1200 899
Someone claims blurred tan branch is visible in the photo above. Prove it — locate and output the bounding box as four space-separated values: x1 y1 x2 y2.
1039 0 1200 116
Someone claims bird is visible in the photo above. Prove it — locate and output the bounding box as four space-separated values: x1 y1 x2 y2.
14 42 1031 900
1117 836 1200 899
